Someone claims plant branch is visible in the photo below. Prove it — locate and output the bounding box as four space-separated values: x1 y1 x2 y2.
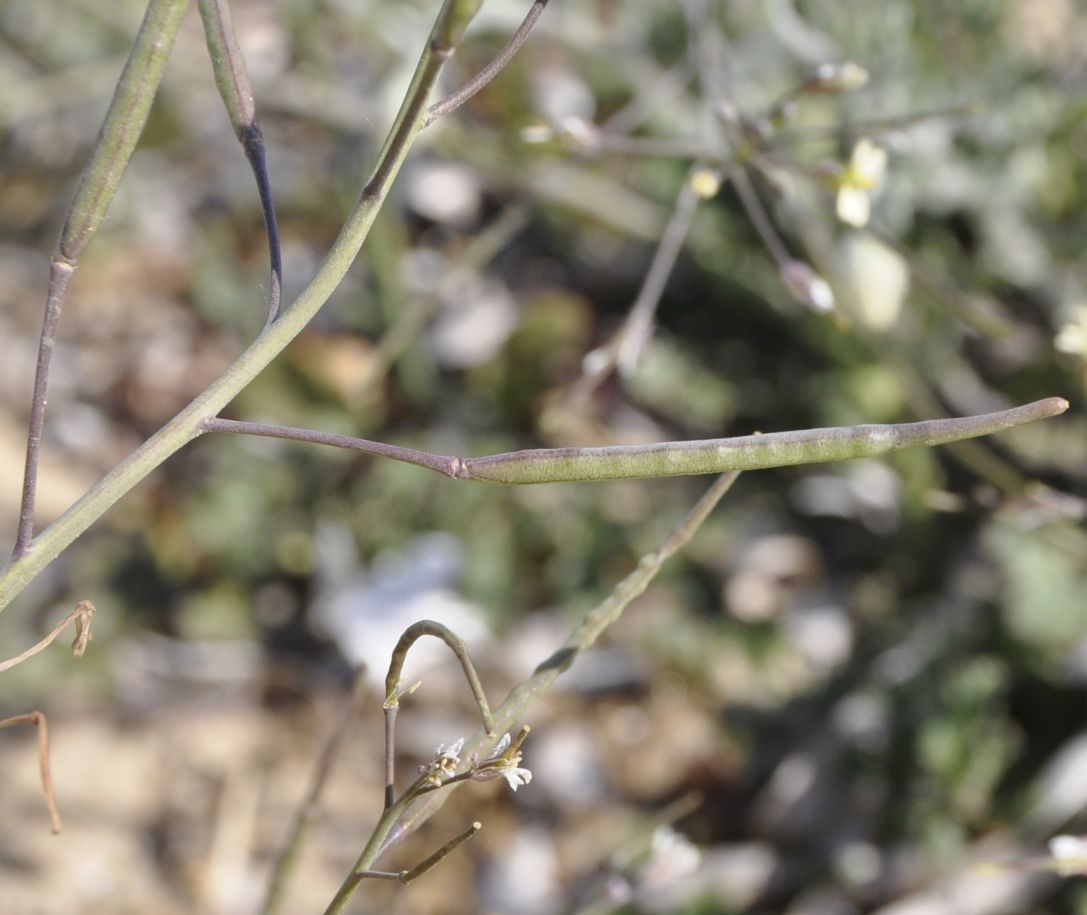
0 0 484 615
385 470 741 849
13 0 189 558
383 621 495 807
424 0 550 127
259 672 367 915
201 398 1068 485
577 163 707 397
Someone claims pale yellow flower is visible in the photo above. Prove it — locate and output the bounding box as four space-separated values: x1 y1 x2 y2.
836 139 887 227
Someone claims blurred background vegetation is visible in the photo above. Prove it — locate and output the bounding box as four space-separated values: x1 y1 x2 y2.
1 0 1085 913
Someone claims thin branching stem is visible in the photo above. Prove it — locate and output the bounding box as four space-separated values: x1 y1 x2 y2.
582 163 708 391
201 398 1068 484
259 672 367 915
384 471 741 850
425 0 550 126
730 166 792 267
0 0 484 615
383 621 495 806
13 0 189 559
15 262 72 558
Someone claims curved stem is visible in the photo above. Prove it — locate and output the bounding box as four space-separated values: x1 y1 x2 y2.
424 0 550 127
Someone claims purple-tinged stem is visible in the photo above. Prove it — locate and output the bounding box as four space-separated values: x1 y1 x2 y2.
14 261 73 558
424 0 550 127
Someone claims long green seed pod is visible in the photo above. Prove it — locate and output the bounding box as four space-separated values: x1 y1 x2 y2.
455 397 1070 483
58 0 190 263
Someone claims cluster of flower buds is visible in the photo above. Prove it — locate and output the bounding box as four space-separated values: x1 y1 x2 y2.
418 727 533 793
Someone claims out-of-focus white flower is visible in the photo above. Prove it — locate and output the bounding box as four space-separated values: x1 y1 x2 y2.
1049 834 1087 875
781 260 836 313
556 115 601 152
520 122 555 144
836 139 887 227
642 826 701 887
1055 306 1087 356
809 61 870 92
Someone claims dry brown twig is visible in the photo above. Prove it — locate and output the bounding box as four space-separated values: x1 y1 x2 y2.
0 600 97 834
0 712 62 834
0 600 96 674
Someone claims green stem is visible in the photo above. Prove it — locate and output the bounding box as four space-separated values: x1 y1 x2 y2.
0 0 484 615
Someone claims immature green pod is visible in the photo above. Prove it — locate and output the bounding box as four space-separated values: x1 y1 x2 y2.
455 398 1070 484
58 0 189 263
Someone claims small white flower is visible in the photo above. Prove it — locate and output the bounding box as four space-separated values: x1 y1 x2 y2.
642 826 701 886
810 61 869 92
1049 835 1087 875
486 733 512 758
437 737 465 763
471 761 533 791
556 115 601 153
471 730 532 792
420 737 466 786
520 122 555 144
836 139 887 227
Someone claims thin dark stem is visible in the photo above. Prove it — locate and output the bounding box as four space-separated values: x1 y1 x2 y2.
201 417 459 476
615 165 706 373
14 260 73 558
424 0 550 127
730 166 791 267
384 705 397 809
259 672 367 915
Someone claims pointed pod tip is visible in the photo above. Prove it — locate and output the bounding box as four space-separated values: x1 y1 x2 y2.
1045 396 1071 416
